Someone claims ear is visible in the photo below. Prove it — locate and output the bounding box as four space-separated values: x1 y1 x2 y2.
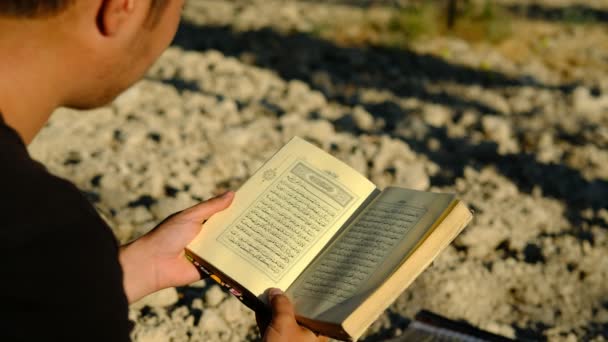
96 0 135 36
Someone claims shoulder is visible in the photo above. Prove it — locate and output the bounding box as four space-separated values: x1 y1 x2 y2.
0 120 120 262
0 116 120 271
0 118 114 240
0 115 130 340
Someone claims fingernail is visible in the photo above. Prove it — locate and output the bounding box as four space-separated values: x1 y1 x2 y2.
268 288 283 301
220 191 234 199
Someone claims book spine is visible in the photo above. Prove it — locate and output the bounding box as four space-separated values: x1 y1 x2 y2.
184 249 266 313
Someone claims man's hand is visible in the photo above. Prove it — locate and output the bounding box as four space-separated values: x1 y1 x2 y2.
119 191 235 303
257 288 328 342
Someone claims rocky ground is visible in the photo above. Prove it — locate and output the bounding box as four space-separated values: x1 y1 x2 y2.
28 0 607 341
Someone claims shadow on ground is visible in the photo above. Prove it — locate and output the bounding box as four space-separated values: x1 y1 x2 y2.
297 0 608 24
169 22 607 228
172 23 574 114
151 19 608 341
507 3 608 24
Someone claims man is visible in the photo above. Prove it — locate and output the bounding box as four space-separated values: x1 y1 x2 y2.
0 1 326 341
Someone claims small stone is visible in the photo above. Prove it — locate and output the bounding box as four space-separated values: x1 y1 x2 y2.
114 223 134 244
482 116 510 142
427 138 441 151
131 207 155 224
573 86 608 119
150 192 196 220
192 298 204 310
372 136 415 173
115 206 154 225
352 106 375 131
481 116 517 153
219 297 243 323
423 104 452 127
190 279 207 288
394 161 430 190
205 285 226 307
199 309 230 333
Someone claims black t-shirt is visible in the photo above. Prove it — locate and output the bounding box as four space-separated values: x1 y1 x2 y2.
0 114 130 341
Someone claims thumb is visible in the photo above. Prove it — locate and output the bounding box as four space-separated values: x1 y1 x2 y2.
268 288 296 331
180 191 235 223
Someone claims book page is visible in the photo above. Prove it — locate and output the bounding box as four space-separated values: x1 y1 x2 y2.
187 137 377 298
343 201 472 339
288 188 455 321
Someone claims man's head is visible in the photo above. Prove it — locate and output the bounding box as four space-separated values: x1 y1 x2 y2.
0 0 184 111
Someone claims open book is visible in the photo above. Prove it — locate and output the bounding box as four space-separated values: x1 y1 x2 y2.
186 137 472 341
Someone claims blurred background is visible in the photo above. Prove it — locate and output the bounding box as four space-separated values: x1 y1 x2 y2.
30 0 607 341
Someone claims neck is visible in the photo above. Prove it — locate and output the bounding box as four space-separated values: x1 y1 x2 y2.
0 18 72 144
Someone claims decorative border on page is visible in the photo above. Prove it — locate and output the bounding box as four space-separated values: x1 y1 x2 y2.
216 160 358 282
291 163 354 207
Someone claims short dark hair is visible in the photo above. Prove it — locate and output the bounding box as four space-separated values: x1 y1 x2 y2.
0 0 73 18
0 0 166 20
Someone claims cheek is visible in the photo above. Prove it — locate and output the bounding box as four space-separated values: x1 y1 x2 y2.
90 51 145 107
156 3 183 51
103 0 185 101
126 9 180 84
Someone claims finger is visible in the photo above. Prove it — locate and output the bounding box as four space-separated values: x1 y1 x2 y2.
268 288 295 329
299 326 318 339
255 310 271 336
180 191 235 223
